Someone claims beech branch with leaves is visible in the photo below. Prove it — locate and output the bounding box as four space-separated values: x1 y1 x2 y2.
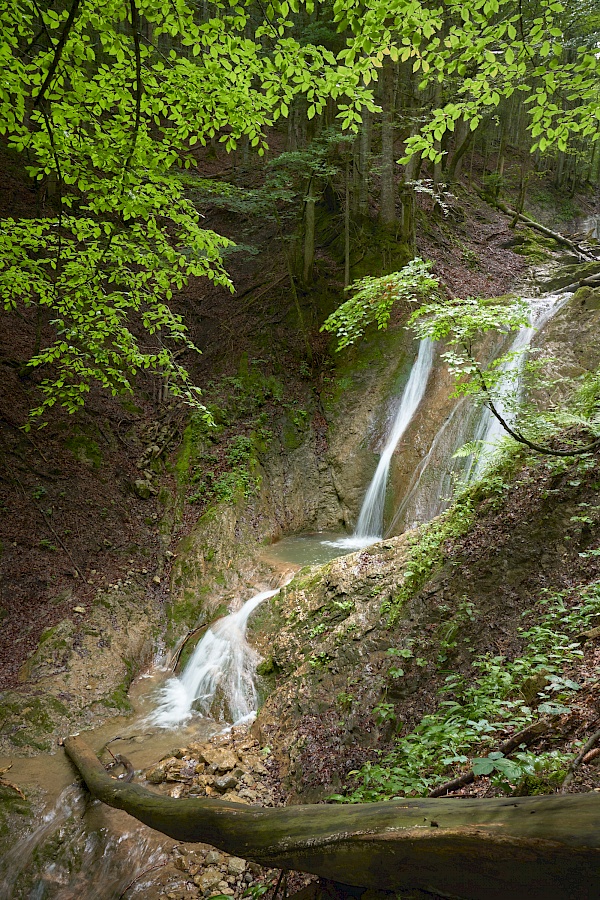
1 0 597 421
323 260 600 459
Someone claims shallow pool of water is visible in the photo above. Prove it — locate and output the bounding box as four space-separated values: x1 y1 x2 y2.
261 532 378 569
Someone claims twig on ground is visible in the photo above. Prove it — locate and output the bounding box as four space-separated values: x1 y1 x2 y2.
429 718 552 798
582 748 600 765
117 859 169 899
272 869 288 900
561 727 600 793
0 764 26 800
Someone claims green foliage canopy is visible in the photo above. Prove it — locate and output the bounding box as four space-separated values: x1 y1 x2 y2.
1 0 597 419
0 0 375 420
321 258 441 351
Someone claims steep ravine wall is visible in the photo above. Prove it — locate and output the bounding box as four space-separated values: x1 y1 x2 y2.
4 267 599 756
251 448 600 802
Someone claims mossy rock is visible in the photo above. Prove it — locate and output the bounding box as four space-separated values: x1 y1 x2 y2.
543 260 600 292
507 229 555 262
100 682 133 713
574 286 600 311
282 417 307 451
0 782 32 859
65 432 102 468
0 693 70 752
18 619 75 683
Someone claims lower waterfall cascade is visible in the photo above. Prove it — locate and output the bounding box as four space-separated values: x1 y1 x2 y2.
149 588 280 729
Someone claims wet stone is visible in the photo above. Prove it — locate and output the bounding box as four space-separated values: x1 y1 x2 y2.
145 758 177 784
227 857 247 877
194 866 222 892
201 748 238 772
214 774 238 793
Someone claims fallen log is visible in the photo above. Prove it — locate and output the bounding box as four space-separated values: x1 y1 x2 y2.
495 201 595 261
65 735 600 900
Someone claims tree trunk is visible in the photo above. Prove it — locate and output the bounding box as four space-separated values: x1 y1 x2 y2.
303 175 316 284
344 157 351 287
379 58 396 225
354 109 371 217
65 735 600 900
446 119 476 183
399 180 416 251
591 137 600 186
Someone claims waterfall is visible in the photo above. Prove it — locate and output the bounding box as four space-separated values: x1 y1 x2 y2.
328 338 434 550
469 291 570 479
389 399 470 531
392 291 571 531
150 588 279 729
355 338 434 539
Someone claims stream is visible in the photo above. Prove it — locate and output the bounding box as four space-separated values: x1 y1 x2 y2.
1 248 598 897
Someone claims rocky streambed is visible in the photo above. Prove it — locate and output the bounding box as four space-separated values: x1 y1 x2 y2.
125 725 312 900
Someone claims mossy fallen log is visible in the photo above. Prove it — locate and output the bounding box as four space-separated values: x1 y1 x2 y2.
65 735 600 900
495 201 594 261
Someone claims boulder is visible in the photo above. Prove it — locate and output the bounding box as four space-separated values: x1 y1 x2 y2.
201 748 239 772
214 774 238 793
227 858 247 877
194 867 222 892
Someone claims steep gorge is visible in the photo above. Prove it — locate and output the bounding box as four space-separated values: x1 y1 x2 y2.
2 185 600 897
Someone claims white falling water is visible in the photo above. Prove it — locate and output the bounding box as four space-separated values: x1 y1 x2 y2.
469 292 570 479
389 398 469 531
389 292 571 532
150 588 279 729
327 338 434 550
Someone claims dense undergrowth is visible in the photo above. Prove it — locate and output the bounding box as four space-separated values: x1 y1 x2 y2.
341 579 598 800
337 436 600 802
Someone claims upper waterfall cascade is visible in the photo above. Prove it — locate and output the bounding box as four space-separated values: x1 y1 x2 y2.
391 290 572 531
468 291 570 479
326 337 434 551
355 337 435 539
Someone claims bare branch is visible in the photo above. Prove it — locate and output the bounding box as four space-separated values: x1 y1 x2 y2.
33 0 81 109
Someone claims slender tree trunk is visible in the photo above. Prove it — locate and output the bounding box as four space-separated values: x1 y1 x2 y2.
355 109 371 217
303 175 316 285
446 119 476 182
432 82 443 186
65 735 600 900
554 149 565 188
510 167 529 228
591 136 600 185
379 58 397 225
344 157 351 287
